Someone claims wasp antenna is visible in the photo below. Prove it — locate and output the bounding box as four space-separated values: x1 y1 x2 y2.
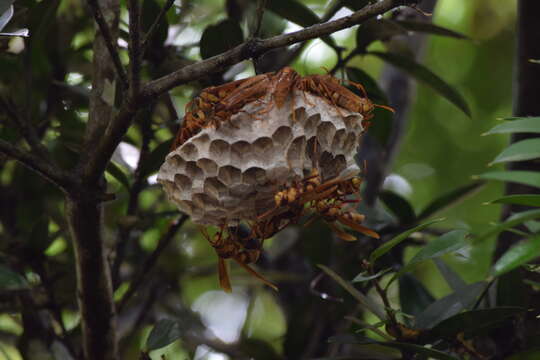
374 103 396 113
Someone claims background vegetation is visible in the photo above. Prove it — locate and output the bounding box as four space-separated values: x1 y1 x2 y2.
1 0 539 359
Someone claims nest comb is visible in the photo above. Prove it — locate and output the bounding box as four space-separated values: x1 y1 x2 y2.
158 90 366 226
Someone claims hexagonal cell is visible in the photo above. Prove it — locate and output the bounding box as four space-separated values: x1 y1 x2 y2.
192 193 219 209
176 200 193 215
286 136 306 170
179 142 198 160
316 121 337 150
343 132 359 153
191 133 211 153
272 126 293 147
319 151 346 180
173 173 191 192
343 114 362 131
204 177 228 199
304 114 321 135
168 154 186 170
197 158 218 176
331 129 347 154
209 139 230 164
230 140 251 165
242 167 267 185
185 161 204 180
291 106 307 123
217 165 242 186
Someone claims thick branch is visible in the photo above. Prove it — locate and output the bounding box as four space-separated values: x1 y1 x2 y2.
87 0 128 88
81 0 414 184
0 139 74 191
127 0 142 95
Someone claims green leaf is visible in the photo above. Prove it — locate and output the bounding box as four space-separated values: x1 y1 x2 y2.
399 274 435 317
475 209 540 244
379 190 416 225
200 19 244 60
369 218 445 263
146 319 182 351
491 138 540 164
475 170 540 189
106 161 130 189
352 268 391 283
488 194 540 207
139 139 174 178
356 19 407 53
318 264 386 321
429 307 525 339
414 282 487 330
434 259 466 291
483 117 540 135
389 230 468 284
492 234 540 277
418 182 485 221
328 336 459 360
369 51 471 117
394 20 468 39
266 0 337 49
0 264 28 290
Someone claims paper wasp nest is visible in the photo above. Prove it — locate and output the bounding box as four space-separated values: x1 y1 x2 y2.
158 90 366 225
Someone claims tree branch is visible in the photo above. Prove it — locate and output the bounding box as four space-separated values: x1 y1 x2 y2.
127 0 142 95
0 139 74 191
81 0 415 185
87 0 128 88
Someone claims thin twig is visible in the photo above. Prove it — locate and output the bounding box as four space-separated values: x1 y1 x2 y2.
141 0 175 57
127 0 142 96
0 139 74 191
82 0 415 185
117 215 188 312
87 0 128 88
252 0 267 38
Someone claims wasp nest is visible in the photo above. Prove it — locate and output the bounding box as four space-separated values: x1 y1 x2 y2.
158 90 366 225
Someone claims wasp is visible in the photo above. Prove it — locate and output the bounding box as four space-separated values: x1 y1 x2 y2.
200 225 277 292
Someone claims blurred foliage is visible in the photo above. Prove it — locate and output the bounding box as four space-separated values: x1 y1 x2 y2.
1 0 539 359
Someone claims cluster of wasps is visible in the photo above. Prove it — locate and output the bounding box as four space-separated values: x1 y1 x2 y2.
173 67 391 292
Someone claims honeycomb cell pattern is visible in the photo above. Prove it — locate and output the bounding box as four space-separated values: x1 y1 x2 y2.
158 91 366 225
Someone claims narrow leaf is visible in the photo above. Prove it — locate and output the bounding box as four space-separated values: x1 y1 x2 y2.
352 268 391 283
0 4 13 32
369 51 471 117
146 319 182 351
399 274 435 317
0 28 29 37
318 264 386 320
356 18 407 53
394 20 468 39
488 194 540 207
106 161 130 189
389 230 468 284
434 259 466 292
418 182 485 221
0 1 14 17
492 234 540 277
475 170 540 189
200 19 244 60
475 209 540 244
369 218 445 263
139 139 174 178
491 138 540 164
414 282 487 330
0 264 28 290
379 190 416 225
483 117 540 135
265 0 337 49
429 307 525 339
